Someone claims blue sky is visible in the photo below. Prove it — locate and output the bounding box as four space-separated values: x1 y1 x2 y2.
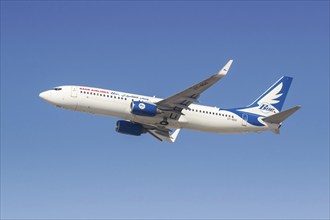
1 1 329 219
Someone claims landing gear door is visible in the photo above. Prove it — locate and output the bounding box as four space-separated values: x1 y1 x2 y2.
71 86 77 98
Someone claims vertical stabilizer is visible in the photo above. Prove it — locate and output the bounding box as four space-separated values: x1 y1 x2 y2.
239 76 293 117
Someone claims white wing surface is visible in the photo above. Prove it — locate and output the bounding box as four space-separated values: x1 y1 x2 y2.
156 60 233 120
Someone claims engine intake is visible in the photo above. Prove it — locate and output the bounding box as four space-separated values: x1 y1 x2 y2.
116 120 146 136
130 101 158 117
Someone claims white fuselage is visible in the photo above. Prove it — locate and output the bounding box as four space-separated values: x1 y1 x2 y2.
40 85 275 134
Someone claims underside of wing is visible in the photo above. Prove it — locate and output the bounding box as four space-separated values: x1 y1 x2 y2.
143 124 181 142
116 120 180 142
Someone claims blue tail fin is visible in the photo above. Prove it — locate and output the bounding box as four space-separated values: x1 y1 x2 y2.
241 76 293 116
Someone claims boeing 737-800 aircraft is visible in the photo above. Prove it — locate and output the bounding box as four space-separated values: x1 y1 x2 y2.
39 60 301 142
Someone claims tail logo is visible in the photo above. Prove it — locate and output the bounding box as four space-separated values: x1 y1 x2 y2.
259 82 283 105
240 76 293 117
259 103 276 114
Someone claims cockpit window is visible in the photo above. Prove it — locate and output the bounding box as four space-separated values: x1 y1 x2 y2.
54 88 62 91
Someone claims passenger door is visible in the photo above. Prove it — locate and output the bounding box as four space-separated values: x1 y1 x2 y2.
71 86 77 98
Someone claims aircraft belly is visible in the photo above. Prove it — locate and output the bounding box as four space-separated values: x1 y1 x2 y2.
131 115 171 126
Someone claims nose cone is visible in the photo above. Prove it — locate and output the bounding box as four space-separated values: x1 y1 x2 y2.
39 91 47 100
39 89 65 107
39 90 53 103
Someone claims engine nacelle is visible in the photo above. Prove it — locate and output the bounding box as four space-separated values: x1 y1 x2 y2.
116 120 146 136
130 101 158 117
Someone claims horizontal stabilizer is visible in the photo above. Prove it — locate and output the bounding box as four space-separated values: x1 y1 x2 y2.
263 106 301 124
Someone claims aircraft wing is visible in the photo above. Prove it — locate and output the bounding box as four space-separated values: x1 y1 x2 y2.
142 124 181 142
156 60 233 120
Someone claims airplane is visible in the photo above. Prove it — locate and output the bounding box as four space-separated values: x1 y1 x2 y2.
39 60 301 142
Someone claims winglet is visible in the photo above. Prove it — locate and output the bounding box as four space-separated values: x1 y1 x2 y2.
217 59 233 77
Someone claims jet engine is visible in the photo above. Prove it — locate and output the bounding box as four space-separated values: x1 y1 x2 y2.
116 120 146 136
130 101 160 117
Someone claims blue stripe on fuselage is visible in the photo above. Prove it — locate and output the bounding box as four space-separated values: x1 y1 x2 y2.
224 108 265 126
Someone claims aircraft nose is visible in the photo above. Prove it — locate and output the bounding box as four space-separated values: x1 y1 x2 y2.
39 90 52 102
39 91 47 100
